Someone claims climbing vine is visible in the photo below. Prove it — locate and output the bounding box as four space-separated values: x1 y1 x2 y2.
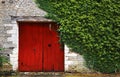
0 48 8 67
35 0 120 73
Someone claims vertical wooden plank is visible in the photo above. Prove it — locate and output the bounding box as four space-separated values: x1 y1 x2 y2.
19 22 64 72
43 24 47 71
27 23 33 71
18 23 23 71
19 22 43 71
48 24 54 71
19 22 32 71
43 23 64 72
30 23 37 71
36 23 43 71
43 23 54 72
51 24 64 72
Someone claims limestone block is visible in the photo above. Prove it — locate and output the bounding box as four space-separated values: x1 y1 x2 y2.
69 61 82 65
0 26 4 30
11 34 17 40
65 52 78 57
65 50 69 54
0 49 12 54
0 33 11 37
0 33 6 36
3 43 16 48
10 54 18 58
65 45 69 52
12 62 18 70
68 56 78 61
4 26 13 30
65 56 68 60
77 55 84 61
11 20 17 24
7 29 17 34
5 34 11 37
68 64 90 73
12 48 18 53
65 64 68 71
0 37 6 41
65 61 73 65
4 24 13 26
12 25 18 30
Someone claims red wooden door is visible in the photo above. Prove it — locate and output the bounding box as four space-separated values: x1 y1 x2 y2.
18 22 64 72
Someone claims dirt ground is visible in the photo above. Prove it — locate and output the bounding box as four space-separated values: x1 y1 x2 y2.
65 73 120 77
0 73 120 77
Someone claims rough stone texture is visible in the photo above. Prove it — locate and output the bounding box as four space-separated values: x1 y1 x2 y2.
0 0 46 70
65 45 90 73
0 0 90 72
0 0 45 47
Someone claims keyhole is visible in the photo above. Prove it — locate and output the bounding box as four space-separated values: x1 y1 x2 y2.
48 44 52 47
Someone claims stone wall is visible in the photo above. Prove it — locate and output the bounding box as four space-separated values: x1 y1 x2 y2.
0 0 90 72
65 45 90 73
0 0 46 51
0 0 46 70
5 21 18 70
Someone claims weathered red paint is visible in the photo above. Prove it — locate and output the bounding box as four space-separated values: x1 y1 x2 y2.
18 22 64 72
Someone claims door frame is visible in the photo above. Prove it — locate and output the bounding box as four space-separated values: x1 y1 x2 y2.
17 21 64 72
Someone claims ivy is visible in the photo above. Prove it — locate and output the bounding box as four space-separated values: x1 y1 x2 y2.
0 48 8 67
35 0 120 73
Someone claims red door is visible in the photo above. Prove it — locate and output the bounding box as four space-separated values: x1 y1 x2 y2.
18 22 64 72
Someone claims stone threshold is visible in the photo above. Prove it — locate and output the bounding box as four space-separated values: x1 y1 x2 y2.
19 72 65 76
